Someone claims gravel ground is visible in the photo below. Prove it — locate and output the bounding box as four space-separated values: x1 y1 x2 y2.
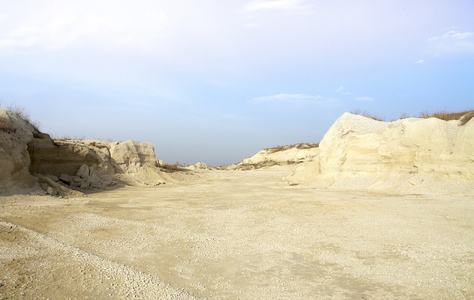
1 168 473 299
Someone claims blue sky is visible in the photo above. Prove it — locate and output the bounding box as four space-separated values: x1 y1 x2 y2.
1 0 473 166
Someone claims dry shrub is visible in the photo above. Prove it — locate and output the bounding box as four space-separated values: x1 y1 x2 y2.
350 109 384 121
161 163 189 173
53 135 86 141
237 160 300 170
398 112 410 119
418 109 473 125
0 102 40 131
89 141 108 149
357 109 473 126
265 143 318 154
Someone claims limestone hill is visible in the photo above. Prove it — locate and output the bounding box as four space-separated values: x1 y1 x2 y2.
287 112 474 194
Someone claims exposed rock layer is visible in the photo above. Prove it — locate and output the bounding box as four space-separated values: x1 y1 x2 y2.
0 108 184 196
0 109 37 191
288 113 474 194
227 144 318 170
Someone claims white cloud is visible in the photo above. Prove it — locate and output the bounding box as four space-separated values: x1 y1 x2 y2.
336 86 351 95
416 59 425 64
0 37 39 48
0 2 173 50
250 93 337 105
8 26 41 37
0 24 42 48
245 0 307 12
354 96 374 102
427 30 474 42
426 30 474 55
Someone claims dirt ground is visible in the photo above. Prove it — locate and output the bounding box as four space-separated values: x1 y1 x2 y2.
1 167 473 299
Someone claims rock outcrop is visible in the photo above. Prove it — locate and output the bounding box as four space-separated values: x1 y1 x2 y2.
287 112 474 194
0 109 37 191
186 162 215 170
1 108 186 196
49 139 172 187
227 143 318 170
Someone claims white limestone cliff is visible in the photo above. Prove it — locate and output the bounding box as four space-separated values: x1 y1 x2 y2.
287 113 474 194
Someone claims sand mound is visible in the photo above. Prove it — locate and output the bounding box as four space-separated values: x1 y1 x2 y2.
287 112 474 194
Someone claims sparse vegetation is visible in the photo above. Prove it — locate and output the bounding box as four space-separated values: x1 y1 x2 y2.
265 143 319 154
53 135 86 141
417 109 474 125
0 102 41 131
350 109 385 121
89 141 108 149
236 159 301 170
398 112 410 120
161 163 189 173
352 109 473 125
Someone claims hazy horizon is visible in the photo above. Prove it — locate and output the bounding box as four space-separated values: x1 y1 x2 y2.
1 0 473 166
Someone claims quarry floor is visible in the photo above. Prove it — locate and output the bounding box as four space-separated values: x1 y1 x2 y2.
1 168 473 299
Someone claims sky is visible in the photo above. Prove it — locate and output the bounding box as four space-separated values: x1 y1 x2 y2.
0 0 473 166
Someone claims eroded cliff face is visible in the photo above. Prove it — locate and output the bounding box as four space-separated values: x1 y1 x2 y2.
28 136 107 177
288 113 474 194
0 109 36 191
242 146 319 166
0 108 182 196
227 144 319 170
108 141 158 173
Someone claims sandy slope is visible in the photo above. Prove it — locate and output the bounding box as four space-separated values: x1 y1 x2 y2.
1 167 473 299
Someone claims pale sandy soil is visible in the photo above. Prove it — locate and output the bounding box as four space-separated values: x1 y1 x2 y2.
1 168 473 299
